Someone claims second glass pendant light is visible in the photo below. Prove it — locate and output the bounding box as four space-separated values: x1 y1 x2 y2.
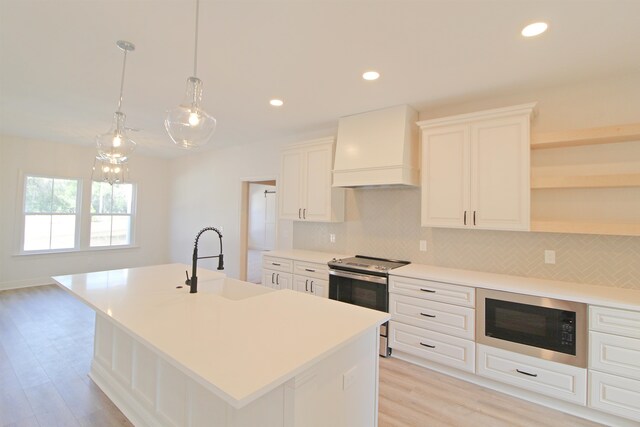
165 0 216 148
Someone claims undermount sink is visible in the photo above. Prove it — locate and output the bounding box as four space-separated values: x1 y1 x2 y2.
195 278 273 300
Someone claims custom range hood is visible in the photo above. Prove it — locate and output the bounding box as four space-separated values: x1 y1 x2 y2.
333 105 420 187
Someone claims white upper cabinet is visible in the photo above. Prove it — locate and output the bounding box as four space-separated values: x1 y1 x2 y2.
419 103 535 231
279 137 345 222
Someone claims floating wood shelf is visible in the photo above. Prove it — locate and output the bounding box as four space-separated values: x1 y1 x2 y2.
531 123 640 150
531 220 640 237
531 173 640 189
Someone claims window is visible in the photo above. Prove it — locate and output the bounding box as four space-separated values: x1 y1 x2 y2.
90 181 134 247
23 176 80 251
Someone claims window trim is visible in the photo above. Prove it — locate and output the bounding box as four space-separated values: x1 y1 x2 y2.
16 171 138 255
89 180 137 248
20 173 82 254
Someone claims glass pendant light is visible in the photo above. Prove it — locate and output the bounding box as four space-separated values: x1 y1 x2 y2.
165 0 216 148
92 157 128 186
96 40 136 164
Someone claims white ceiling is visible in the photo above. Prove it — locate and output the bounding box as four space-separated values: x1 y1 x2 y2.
2 0 640 158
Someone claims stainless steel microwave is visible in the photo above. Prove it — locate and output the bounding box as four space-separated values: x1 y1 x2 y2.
477 289 587 368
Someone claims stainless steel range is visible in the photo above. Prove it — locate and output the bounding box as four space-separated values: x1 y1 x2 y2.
328 255 410 357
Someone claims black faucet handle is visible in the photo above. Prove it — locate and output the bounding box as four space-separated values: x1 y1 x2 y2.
185 270 191 285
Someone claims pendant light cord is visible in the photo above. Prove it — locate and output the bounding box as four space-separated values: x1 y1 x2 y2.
193 0 200 77
117 48 128 112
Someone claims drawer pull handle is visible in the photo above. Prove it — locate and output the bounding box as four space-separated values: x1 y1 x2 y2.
304 268 315 272
420 342 436 349
272 262 281 266
516 369 537 377
420 313 436 318
305 280 308 292
420 288 436 293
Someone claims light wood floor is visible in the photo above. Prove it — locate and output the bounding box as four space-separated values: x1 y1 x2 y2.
1 285 603 427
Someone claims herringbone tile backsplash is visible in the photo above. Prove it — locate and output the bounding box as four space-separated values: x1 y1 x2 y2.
293 187 640 289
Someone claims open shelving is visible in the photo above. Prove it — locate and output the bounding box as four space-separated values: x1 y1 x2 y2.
530 122 640 237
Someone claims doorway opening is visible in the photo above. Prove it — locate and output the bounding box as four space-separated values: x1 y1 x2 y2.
239 178 277 283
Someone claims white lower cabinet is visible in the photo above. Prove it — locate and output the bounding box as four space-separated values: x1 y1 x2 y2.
294 276 328 298
389 322 475 372
477 344 587 405
262 270 293 290
389 293 474 340
588 305 640 422
262 256 294 290
389 276 475 373
589 371 640 422
293 260 330 298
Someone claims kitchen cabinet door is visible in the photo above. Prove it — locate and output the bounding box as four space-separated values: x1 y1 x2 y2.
279 149 304 220
471 115 530 231
278 138 344 222
303 144 334 222
263 269 292 290
309 278 328 298
421 125 470 228
419 103 533 231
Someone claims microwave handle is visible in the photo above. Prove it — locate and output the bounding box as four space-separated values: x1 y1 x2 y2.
328 269 387 285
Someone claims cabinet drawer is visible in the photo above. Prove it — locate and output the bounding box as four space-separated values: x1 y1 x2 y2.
589 370 640 422
389 276 475 307
476 344 586 405
389 321 475 373
390 294 475 340
293 261 328 280
262 256 293 273
590 331 640 380
590 306 640 339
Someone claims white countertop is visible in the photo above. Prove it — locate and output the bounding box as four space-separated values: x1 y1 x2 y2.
264 249 351 264
391 264 640 311
52 263 389 408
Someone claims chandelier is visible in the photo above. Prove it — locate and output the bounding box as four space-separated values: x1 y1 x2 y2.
96 40 137 164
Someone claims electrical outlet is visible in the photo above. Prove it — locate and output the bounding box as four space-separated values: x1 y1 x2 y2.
342 366 357 390
544 250 556 264
329 233 336 243
419 240 427 252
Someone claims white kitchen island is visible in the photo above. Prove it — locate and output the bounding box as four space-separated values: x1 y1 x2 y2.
52 263 389 427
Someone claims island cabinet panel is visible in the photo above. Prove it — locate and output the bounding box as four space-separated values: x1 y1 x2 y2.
132 342 157 410
286 329 379 427
90 311 381 427
477 344 587 406
157 360 188 426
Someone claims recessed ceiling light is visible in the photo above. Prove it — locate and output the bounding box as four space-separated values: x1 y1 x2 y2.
362 71 380 81
269 99 284 107
521 22 548 37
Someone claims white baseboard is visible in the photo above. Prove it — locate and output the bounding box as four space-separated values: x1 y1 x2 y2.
0 277 53 291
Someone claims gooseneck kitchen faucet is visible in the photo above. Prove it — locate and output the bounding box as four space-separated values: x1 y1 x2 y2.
185 226 224 293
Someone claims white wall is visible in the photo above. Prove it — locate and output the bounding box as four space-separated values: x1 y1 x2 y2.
0 135 171 289
167 142 285 279
293 71 640 289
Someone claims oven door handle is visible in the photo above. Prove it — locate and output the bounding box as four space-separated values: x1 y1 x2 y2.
328 269 387 285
